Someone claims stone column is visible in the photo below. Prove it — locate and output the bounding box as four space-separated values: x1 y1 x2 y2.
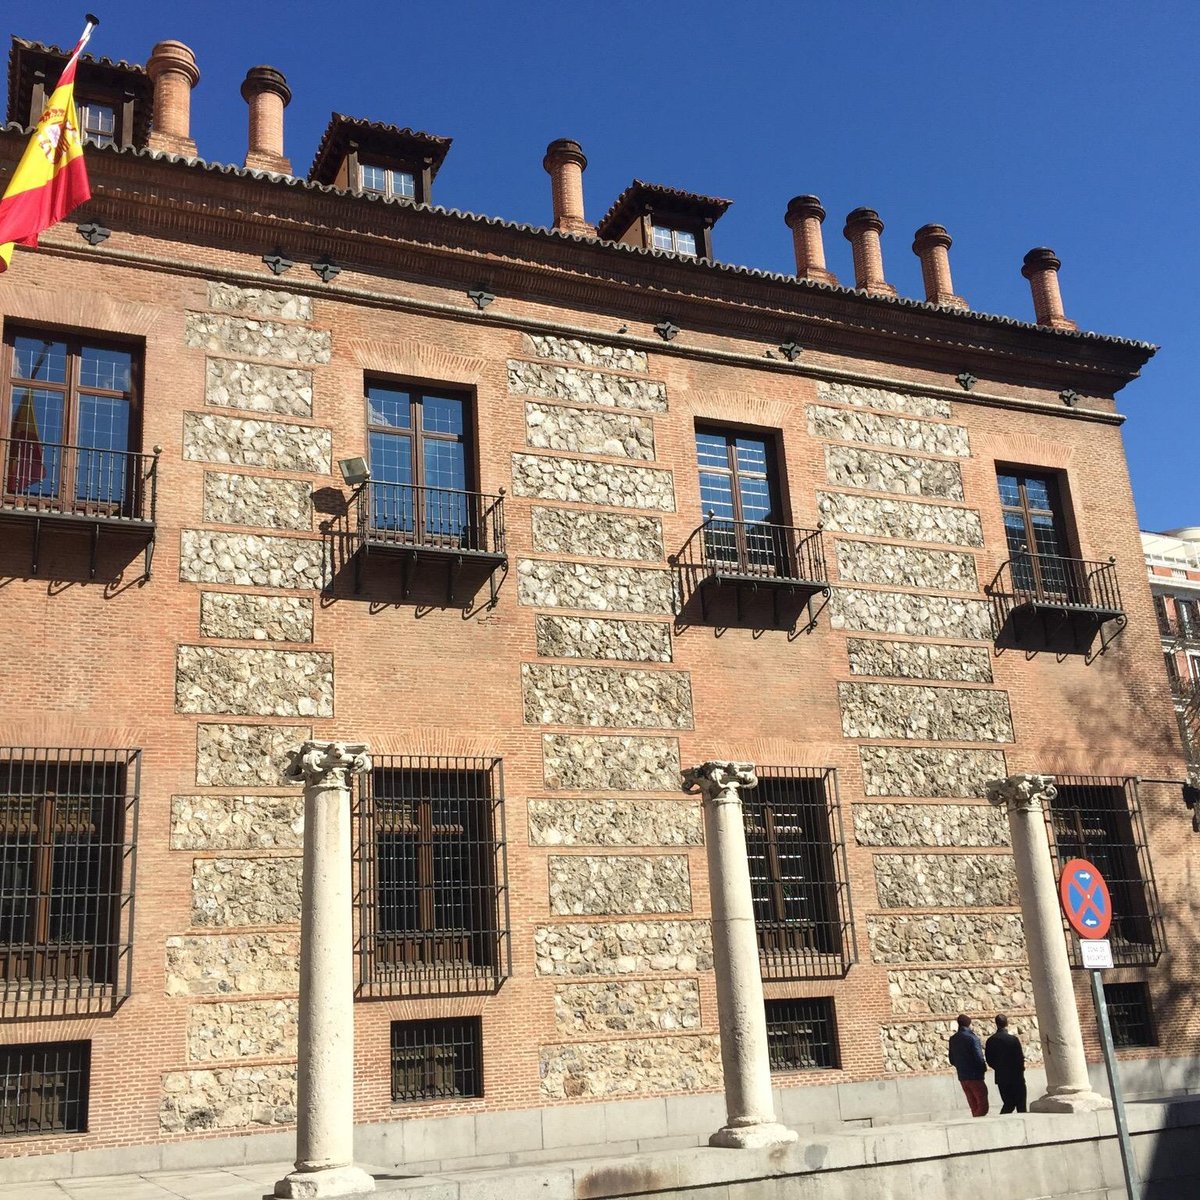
985 774 1109 1113
276 742 376 1199
682 762 797 1149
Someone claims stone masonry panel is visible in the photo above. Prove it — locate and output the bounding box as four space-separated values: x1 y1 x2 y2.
205 359 313 418
522 333 648 372
835 540 978 591
508 359 667 412
818 492 983 546
183 413 332 474
191 857 302 927
518 560 674 614
807 404 970 457
202 472 312 531
831 588 992 640
542 734 680 790
170 794 305 851
887 965 1034 1015
825 445 964 500
521 663 693 729
528 798 702 847
176 647 333 718
548 854 691 915
867 913 1027 965
853 803 1010 848
881 1018 1041 1073
847 639 992 683
196 723 309 787
511 453 674 510
874 853 1019 908
534 920 713 977
160 1064 296 1132
840 682 1014 742
180 531 324 590
186 999 299 1061
184 312 331 364
525 402 656 460
531 508 665 561
207 281 312 321
199 593 313 642
165 932 300 996
860 746 1008 798
535 615 672 663
540 1035 720 1099
554 979 702 1036
815 379 952 419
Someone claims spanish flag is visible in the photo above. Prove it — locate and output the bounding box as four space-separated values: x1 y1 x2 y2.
6 391 45 493
0 16 98 273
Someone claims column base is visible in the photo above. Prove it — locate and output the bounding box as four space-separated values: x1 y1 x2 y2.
274 1165 376 1198
1030 1089 1112 1114
709 1121 799 1150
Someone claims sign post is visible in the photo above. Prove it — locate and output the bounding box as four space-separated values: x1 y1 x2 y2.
1059 858 1139 1200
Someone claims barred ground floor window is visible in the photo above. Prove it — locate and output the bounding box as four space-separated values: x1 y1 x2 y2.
390 1017 482 1102
0 1040 89 1137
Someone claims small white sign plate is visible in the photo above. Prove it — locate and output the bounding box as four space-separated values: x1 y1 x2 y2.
1080 939 1114 970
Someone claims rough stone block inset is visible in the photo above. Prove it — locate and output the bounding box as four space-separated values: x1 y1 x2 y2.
860 746 1008 799
536 615 672 663
548 855 691 915
874 853 1018 908
508 360 666 413
191 856 302 927
526 402 656 460
540 1035 720 1099
180 531 324 591
839 682 1014 743
522 334 648 372
534 920 713 976
187 999 299 1061
529 798 702 847
853 803 1009 848
203 473 312 531
881 1017 1041 1073
199 593 313 642
836 541 978 592
160 1063 296 1132
512 453 674 511
522 663 692 729
887 965 1033 1015
165 932 300 996
847 639 992 683
543 734 681 791
819 492 983 547
208 281 312 322
184 312 331 365
170 795 304 851
554 980 702 1036
177 647 333 718
807 404 969 457
825 445 964 500
867 913 1027 965
816 379 952 420
183 413 332 475
205 359 313 418
531 508 665 561
831 588 992 640
518 560 673 614
196 723 309 787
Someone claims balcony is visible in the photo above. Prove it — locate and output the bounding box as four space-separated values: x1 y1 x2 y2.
350 481 507 607
0 438 160 580
986 552 1126 659
672 516 829 630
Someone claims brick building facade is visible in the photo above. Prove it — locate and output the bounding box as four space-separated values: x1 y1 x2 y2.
0 32 1195 1178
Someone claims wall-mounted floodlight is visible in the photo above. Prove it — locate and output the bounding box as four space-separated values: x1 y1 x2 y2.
338 456 370 487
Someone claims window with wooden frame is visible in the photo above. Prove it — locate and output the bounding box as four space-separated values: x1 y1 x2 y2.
2 330 140 516
390 1017 482 1102
996 468 1075 596
765 998 839 1072
0 1041 90 1137
1102 982 1157 1048
359 163 416 200
76 99 117 147
651 224 697 255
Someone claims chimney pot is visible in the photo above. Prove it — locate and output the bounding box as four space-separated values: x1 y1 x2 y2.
241 66 292 175
146 39 200 156
912 223 967 309
543 138 594 236
843 208 896 296
784 195 837 285
1021 246 1077 330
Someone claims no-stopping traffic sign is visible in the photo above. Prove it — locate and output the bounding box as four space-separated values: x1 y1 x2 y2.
1059 858 1112 939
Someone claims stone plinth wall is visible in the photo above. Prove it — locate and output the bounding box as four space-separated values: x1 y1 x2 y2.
521 663 692 728
170 794 304 851
542 734 681 790
807 405 970 457
819 492 984 546
530 508 664 561
518 560 674 614
160 1064 296 1132
867 913 1027 965
881 1018 1041 1073
195 723 310 787
180 531 324 591
508 360 666 413
539 1035 720 1099
874 853 1018 908
859 746 1007 798
202 472 312 530
205 359 313 417
853 803 1009 848
887 966 1034 1015
815 379 951 419
512 453 674 510
836 540 978 591
522 333 647 372
186 999 299 1061
199 593 313 642
825 445 964 500
528 798 701 847
165 932 300 996
548 854 691 915
184 313 331 364
525 402 656 460
847 639 992 683
207 282 312 321
535 615 672 663
191 857 302 927
839 682 1014 742
176 647 333 717
534 920 712 976
183 413 332 474
553 980 702 1035
830 588 992 640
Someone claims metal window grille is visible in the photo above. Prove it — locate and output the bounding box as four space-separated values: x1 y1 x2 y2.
765 998 839 1071
0 749 139 1018
1103 982 1157 1049
1044 776 1165 967
0 1041 90 1137
390 1017 482 1102
744 767 856 980
354 757 509 997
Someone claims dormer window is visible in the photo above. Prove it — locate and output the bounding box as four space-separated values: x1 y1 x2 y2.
77 99 117 147
652 225 697 256
597 180 731 261
309 114 452 206
360 163 416 200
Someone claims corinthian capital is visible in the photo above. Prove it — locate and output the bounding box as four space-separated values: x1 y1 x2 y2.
284 740 371 790
681 761 758 805
986 772 1057 813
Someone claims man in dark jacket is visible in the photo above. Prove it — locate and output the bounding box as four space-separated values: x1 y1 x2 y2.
985 1014 1027 1113
948 1013 989 1116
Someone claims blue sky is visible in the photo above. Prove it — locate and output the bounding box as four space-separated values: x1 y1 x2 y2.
7 1 1196 530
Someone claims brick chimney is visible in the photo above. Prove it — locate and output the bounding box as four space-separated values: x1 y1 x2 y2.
912 224 967 309
1022 247 1077 330
146 40 200 156
543 139 594 236
843 208 896 296
784 195 837 285
240 66 292 175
